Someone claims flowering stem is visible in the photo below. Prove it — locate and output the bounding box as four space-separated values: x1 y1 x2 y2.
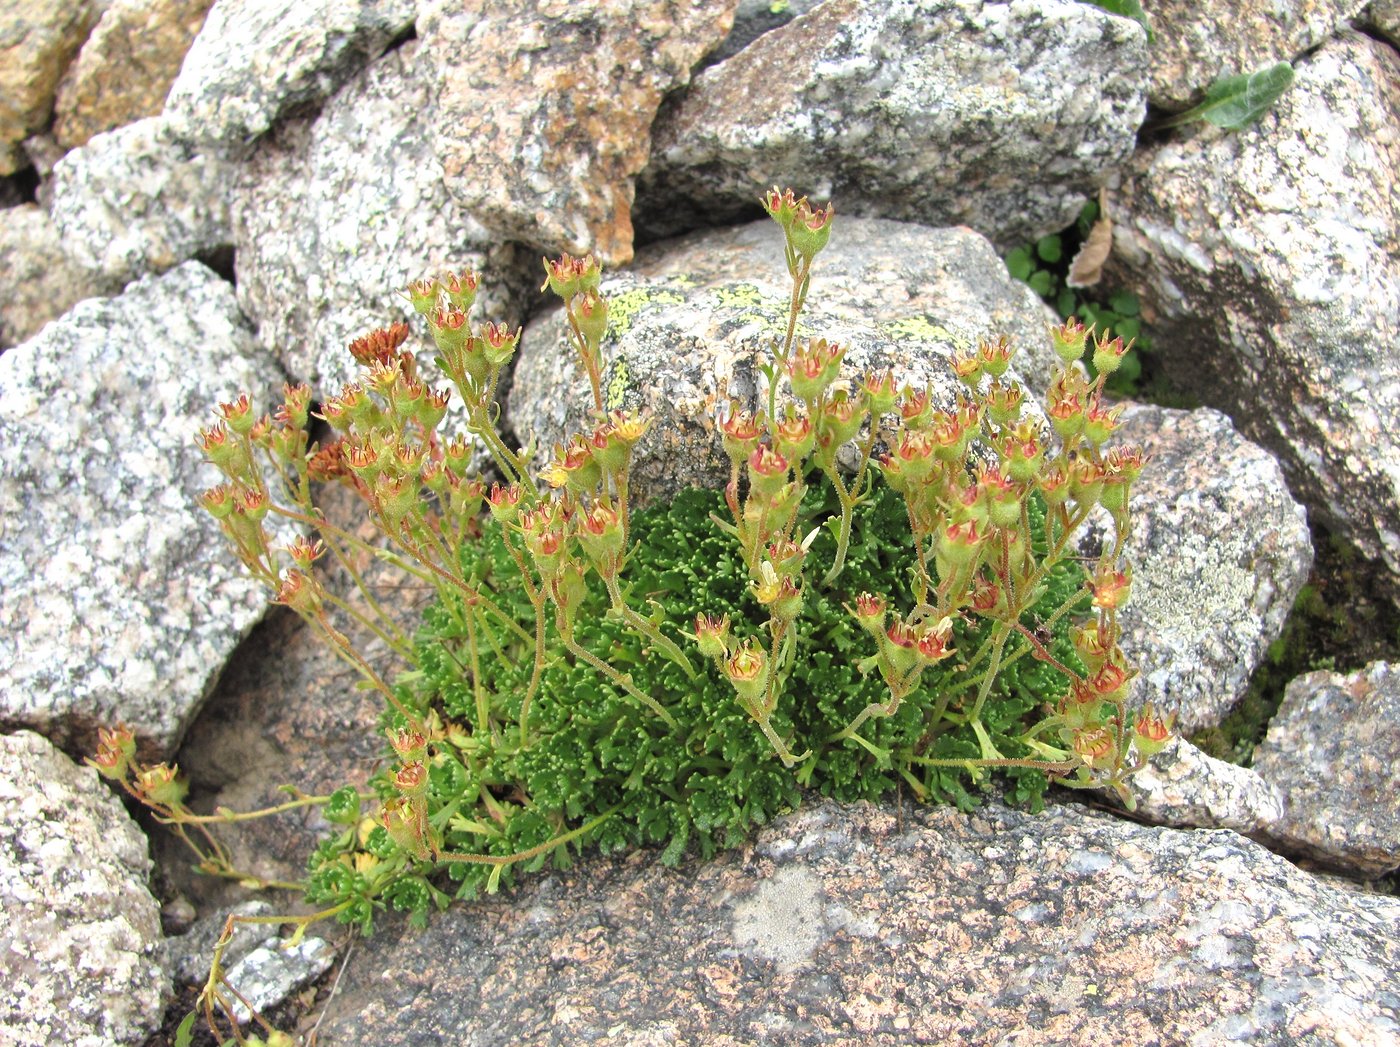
602 574 697 679
559 622 679 728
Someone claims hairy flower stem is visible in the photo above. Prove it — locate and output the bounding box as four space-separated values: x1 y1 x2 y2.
436 806 618 868
558 622 679 728
968 622 1013 728
602 575 697 679
311 610 424 731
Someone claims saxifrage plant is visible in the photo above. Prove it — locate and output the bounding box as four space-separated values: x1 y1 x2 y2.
94 188 1168 1043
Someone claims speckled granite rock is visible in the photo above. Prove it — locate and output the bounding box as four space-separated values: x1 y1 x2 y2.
1110 32 1400 599
1253 661 1400 877
0 730 168 1047
637 0 1147 250
423 0 737 265
313 798 1400 1045
165 898 276 986
1077 405 1312 733
0 261 283 755
0 0 97 174
1143 0 1367 109
163 0 415 153
52 0 214 149
702 0 820 69
1368 0 1400 40
49 115 234 285
225 935 336 1024
234 40 533 390
509 217 1058 506
0 203 113 348
1116 737 1284 836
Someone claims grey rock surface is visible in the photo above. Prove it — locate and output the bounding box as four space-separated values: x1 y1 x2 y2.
226 935 336 1024
234 40 534 391
0 203 114 349
1117 737 1285 837
313 797 1400 1045
701 0 820 69
49 115 234 286
1143 0 1368 110
1369 0 1400 40
165 898 276 986
510 217 1059 506
0 0 98 174
1254 661 1400 877
424 0 738 265
1110 32 1400 599
52 0 214 149
637 0 1148 250
163 0 415 153
0 261 283 755
0 730 168 1047
1078 405 1313 733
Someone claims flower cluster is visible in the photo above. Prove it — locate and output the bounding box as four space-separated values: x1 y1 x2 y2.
103 185 1166 1042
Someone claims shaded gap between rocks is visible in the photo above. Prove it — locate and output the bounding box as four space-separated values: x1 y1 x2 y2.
1190 520 1400 768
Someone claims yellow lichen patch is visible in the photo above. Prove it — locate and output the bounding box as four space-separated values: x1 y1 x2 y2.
606 285 687 337
880 314 955 343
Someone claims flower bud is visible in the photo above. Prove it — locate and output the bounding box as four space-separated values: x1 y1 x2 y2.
719 402 761 465
860 370 897 416
847 592 887 635
578 500 624 568
487 483 522 525
136 763 188 807
788 198 834 261
90 725 137 781
573 290 609 351
723 640 769 702
979 335 1014 378
773 410 815 464
1090 566 1132 611
405 277 439 316
747 444 790 499
393 761 430 799
693 613 731 659
551 559 589 618
1072 726 1117 770
1052 317 1090 365
1133 704 1175 758
1092 331 1130 375
441 269 479 312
